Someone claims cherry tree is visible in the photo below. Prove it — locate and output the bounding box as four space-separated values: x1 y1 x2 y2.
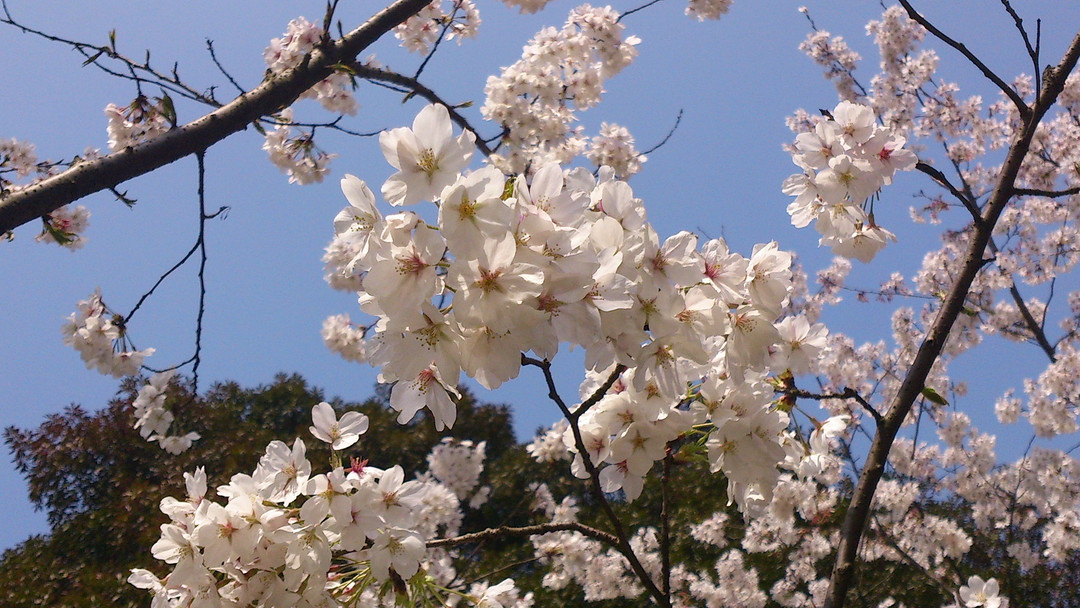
3 0 1080 607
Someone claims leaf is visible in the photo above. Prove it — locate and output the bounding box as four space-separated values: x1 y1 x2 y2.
920 386 948 406
157 92 177 128
81 50 104 67
111 188 137 208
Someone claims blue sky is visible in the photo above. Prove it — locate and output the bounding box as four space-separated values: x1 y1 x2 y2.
2 0 1077 553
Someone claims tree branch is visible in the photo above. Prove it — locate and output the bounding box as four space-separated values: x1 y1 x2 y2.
353 64 496 158
520 357 668 607
897 0 1032 121
915 161 982 223
823 26 1080 608
0 0 432 234
984 237 1058 362
426 521 620 550
1013 186 1080 198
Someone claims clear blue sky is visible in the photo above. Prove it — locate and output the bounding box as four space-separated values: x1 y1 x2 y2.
2 0 1076 553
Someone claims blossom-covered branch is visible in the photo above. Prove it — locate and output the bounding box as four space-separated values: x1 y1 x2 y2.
824 26 1080 608
0 0 431 234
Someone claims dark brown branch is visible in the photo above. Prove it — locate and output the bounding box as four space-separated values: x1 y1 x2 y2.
999 0 1040 82
426 522 620 550
984 237 1058 362
779 386 882 425
1013 186 1080 198
206 39 245 96
641 109 683 157
0 0 433 234
823 27 1080 608
1 3 219 106
915 161 982 223
897 0 1031 121
353 64 495 158
872 514 958 601
617 0 666 23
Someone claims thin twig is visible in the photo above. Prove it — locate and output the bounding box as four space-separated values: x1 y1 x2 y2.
206 40 245 96
780 386 882 425
915 162 982 224
618 0 666 23
125 239 201 325
641 109 683 156
414 3 456 80
984 237 1058 362
427 521 620 549
999 0 1040 80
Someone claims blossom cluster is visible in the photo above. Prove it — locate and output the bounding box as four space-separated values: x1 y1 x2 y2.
131 369 201 454
129 369 200 453
783 99 917 262
264 17 358 116
0 136 37 182
134 402 528 607
480 5 643 174
105 96 172 151
322 103 837 513
394 0 481 54
61 289 154 378
35 204 91 250
320 314 369 363
262 108 336 185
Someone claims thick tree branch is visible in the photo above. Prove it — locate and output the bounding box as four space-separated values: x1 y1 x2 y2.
0 0 432 234
823 27 1080 608
1013 186 1080 198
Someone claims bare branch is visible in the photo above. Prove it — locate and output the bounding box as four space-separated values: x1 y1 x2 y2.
779 385 882 425
617 0 667 23
206 39 246 96
0 0 433 234
641 109 683 157
999 0 1040 80
353 64 495 158
984 237 1058 362
915 161 982 223
426 522 620 549
897 0 1032 121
